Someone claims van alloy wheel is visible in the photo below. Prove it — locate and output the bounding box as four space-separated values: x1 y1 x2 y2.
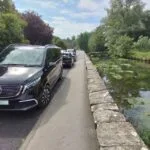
39 85 51 107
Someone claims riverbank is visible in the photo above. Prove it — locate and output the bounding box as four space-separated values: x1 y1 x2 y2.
132 50 150 60
89 55 150 148
85 54 148 149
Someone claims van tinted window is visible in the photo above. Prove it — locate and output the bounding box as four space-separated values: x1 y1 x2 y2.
46 49 53 62
53 48 61 61
46 48 61 62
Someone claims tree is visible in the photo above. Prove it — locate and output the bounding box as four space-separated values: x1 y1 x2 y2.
63 37 78 49
77 32 91 52
0 0 28 50
71 36 77 48
0 0 15 13
141 10 150 37
103 0 144 56
22 11 53 45
63 38 72 48
0 13 26 50
52 36 67 49
88 26 105 52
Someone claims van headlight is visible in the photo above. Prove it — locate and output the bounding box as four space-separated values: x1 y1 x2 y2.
22 77 41 93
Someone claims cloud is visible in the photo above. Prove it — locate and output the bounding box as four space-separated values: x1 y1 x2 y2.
78 0 99 11
69 11 105 19
17 7 27 12
78 0 109 11
76 0 109 20
143 0 150 9
49 16 98 38
60 9 71 14
23 0 57 9
60 2 108 20
63 0 69 3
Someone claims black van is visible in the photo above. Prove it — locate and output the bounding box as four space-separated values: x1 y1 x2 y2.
0 44 63 111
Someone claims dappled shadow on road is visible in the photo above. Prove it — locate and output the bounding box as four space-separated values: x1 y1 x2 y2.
35 75 71 128
36 60 77 127
0 69 71 150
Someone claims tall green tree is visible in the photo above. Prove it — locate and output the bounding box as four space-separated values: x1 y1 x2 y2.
0 0 15 13
53 36 67 49
103 0 144 56
0 0 27 50
63 37 78 49
141 10 150 37
71 36 77 48
77 32 91 52
0 13 27 49
88 26 105 52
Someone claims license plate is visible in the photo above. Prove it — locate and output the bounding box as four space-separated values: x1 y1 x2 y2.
0 100 9 105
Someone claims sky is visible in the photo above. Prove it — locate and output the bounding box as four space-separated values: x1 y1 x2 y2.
13 0 150 39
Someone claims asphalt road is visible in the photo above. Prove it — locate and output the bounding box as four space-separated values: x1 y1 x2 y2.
0 51 98 150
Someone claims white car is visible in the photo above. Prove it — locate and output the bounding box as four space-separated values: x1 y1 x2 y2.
67 49 77 61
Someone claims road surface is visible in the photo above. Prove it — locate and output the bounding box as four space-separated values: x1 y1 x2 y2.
0 51 98 150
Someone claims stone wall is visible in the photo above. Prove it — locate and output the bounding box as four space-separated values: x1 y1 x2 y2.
85 55 149 150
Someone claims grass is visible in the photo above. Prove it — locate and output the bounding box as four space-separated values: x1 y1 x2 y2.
131 50 150 59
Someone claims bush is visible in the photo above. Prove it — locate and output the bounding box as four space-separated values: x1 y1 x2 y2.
109 35 133 57
133 36 150 51
139 130 150 147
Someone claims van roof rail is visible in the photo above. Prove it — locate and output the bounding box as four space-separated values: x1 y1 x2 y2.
45 44 61 49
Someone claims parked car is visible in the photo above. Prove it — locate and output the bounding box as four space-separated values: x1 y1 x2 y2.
61 49 66 54
0 44 63 111
67 49 77 62
62 51 74 68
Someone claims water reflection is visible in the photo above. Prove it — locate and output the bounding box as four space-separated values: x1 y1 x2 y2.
140 91 150 99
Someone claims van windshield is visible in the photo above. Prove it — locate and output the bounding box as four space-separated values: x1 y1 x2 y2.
0 47 45 67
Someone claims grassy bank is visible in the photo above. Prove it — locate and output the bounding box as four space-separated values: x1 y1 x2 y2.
131 50 150 60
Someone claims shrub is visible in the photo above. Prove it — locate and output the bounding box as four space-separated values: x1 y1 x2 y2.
133 36 150 51
109 35 133 57
139 130 150 147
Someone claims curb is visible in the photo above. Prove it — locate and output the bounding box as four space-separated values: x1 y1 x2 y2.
85 54 149 150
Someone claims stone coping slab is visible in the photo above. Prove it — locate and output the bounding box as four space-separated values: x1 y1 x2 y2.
93 110 126 124
97 122 146 148
100 145 148 150
89 91 114 105
88 83 106 93
91 103 119 112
